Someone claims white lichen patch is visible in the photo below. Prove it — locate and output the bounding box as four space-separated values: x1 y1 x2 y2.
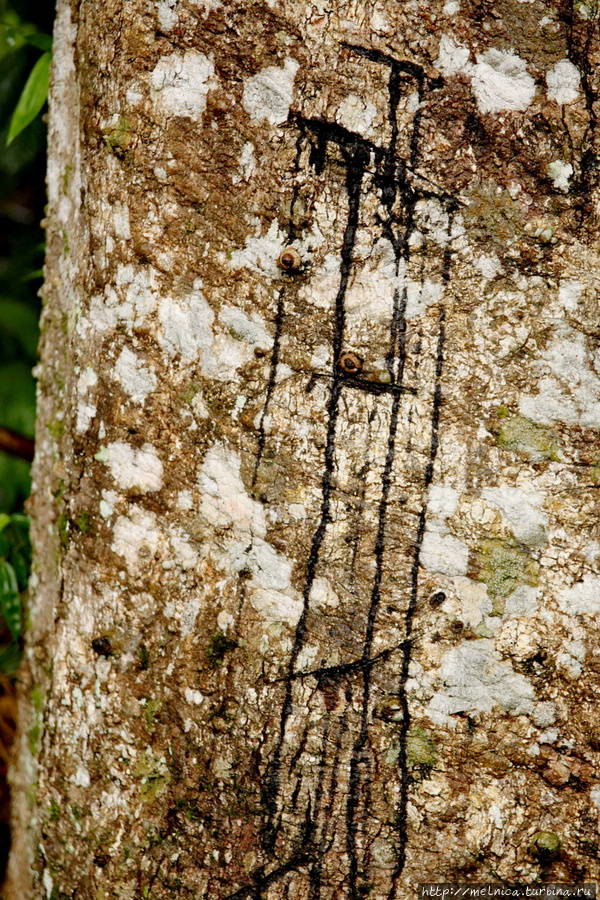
76 366 98 433
199 445 298 624
556 640 586 678
98 442 163 493
220 306 273 349
519 328 600 428
427 639 535 725
533 701 557 728
167 527 199 571
242 57 299 126
86 265 160 333
157 0 177 30
503 585 539 618
158 286 214 362
300 254 341 310
335 94 378 139
420 484 468 576
420 532 469 577
405 279 444 319
158 283 272 380
113 202 131 240
126 84 144 106
548 160 573 192
114 347 157 403
73 765 91 787
151 50 215 119
546 59 581 105
481 486 547 546
75 401 98 434
227 538 292 590
343 240 444 321
200 445 266 539
232 142 256 184
475 254 502 280
249 588 302 625
217 610 234 632
435 35 471 77
180 596 201 636
558 279 583 311
184 687 204 705
177 489 193 510
471 50 536 113
99 489 119 519
309 577 340 609
78 367 97 389
43 870 53 900
112 507 161 571
451 576 492 628
228 219 287 279
557 574 600 616
426 484 461 522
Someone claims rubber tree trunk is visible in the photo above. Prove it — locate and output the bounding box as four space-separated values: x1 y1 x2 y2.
7 0 600 896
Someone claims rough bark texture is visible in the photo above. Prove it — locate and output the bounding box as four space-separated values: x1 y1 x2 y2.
7 0 600 897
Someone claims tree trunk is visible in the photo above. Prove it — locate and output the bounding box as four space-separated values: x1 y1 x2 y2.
7 0 600 896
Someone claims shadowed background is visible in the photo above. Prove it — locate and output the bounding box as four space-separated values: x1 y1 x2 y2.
0 0 54 881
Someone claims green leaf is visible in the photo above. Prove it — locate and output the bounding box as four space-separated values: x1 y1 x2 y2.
0 362 37 436
9 513 30 531
0 640 22 674
0 14 25 58
0 515 32 589
0 455 31 515
0 299 40 358
0 11 51 56
10 550 29 590
6 51 51 146
22 268 44 282
23 33 52 53
0 560 18 597
0 560 21 639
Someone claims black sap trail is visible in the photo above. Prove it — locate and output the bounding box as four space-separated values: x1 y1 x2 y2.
233 44 456 900
389 215 456 900
262 130 368 853
343 50 429 899
252 137 304 490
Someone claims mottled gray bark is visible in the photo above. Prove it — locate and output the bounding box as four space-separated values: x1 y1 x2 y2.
7 0 600 897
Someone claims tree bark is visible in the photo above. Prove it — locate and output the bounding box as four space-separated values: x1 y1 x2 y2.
7 0 600 897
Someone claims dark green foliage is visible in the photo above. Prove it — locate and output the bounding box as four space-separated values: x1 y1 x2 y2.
0 0 46 513
0 512 29 643
7 50 50 145
0 0 52 669
0 559 19 639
